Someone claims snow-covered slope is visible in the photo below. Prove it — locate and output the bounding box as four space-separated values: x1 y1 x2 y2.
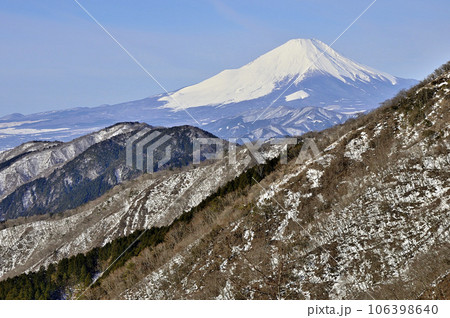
117 64 450 300
159 39 397 109
0 123 139 202
204 105 351 139
0 143 282 281
0 124 222 221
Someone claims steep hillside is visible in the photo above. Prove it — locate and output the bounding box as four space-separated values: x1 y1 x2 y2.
102 62 448 300
0 124 219 220
0 123 138 203
0 141 61 166
0 140 282 283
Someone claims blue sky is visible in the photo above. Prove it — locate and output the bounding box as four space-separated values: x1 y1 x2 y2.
0 0 449 116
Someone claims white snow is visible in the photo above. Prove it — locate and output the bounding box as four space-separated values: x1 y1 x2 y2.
159 39 397 110
285 90 310 101
0 127 69 135
344 132 370 161
306 169 324 188
0 120 46 129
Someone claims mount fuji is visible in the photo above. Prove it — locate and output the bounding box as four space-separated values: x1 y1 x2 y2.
0 39 416 150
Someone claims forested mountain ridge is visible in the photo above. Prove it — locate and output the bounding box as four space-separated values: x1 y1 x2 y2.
0 123 219 220
0 134 283 285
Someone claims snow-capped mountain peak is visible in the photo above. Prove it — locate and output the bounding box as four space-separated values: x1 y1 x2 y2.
158 38 398 110
0 38 417 150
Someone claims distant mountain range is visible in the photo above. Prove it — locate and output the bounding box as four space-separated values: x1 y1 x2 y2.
0 39 417 150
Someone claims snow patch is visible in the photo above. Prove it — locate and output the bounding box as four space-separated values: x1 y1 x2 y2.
285 90 310 101
344 132 370 161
